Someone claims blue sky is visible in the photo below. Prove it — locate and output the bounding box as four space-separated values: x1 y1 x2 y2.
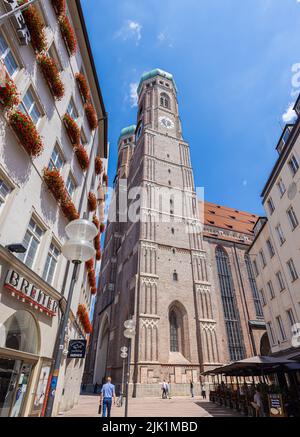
81 0 300 215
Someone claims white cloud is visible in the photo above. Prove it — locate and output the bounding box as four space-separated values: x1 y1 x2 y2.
157 32 166 42
282 102 297 123
129 82 138 107
115 20 142 44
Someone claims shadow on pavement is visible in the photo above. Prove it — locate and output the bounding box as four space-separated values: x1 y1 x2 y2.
195 401 243 417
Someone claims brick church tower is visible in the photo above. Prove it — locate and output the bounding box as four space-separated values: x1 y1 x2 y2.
89 69 222 396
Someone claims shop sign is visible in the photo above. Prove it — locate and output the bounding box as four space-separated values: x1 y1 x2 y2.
67 339 87 359
268 394 285 417
4 269 58 317
3 0 31 45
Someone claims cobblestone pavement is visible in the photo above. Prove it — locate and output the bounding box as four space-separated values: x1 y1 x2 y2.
60 395 243 418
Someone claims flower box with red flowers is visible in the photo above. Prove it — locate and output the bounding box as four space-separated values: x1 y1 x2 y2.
75 72 91 103
88 192 97 212
85 103 98 131
37 54 65 101
95 156 103 175
51 0 66 16
103 174 108 185
43 167 66 201
94 232 101 251
60 195 79 221
9 110 43 158
88 270 96 288
18 0 47 53
92 215 100 230
91 286 97 295
100 223 105 234
58 15 77 56
77 304 92 334
0 76 19 110
85 259 94 272
96 249 101 261
75 144 89 171
63 113 81 145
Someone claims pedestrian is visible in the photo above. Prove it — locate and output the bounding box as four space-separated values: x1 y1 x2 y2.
190 380 194 398
161 380 168 399
251 388 263 417
201 383 206 399
94 382 98 394
100 377 116 417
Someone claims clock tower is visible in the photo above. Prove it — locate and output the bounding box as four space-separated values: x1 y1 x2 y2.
96 69 221 397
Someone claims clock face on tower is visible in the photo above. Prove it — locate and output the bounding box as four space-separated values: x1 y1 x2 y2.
159 116 174 129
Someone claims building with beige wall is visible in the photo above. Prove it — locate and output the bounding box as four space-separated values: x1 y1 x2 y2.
0 0 107 416
249 98 300 360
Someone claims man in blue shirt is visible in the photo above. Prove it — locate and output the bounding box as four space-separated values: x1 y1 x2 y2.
100 377 116 417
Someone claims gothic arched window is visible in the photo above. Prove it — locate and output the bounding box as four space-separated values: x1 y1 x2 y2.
160 93 170 109
245 254 263 318
169 310 179 352
215 246 246 361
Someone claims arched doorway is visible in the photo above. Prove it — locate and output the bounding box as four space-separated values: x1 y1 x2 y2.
168 301 190 361
94 315 109 386
260 332 271 356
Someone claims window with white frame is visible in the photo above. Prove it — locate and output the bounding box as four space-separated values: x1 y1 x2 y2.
267 280 275 299
259 250 267 269
276 315 287 341
42 242 60 285
0 32 18 77
0 179 11 210
67 98 78 119
66 174 75 198
287 206 299 231
19 88 42 125
266 239 275 258
287 258 298 282
267 197 275 215
276 271 285 292
287 309 296 328
275 223 285 245
49 144 64 170
267 322 276 345
19 218 44 269
277 178 286 197
288 155 299 176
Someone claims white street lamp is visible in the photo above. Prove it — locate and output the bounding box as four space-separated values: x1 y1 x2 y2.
45 218 98 417
123 319 136 418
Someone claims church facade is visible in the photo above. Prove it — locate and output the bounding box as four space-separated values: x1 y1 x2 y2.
85 69 266 396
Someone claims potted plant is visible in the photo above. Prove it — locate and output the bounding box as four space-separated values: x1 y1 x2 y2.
88 191 97 212
0 76 19 109
92 215 100 229
63 113 81 145
18 0 47 53
94 232 100 251
85 259 94 272
58 14 77 56
43 167 66 201
51 0 66 16
75 144 89 171
9 110 43 158
84 103 98 131
60 195 79 221
37 54 65 100
95 156 103 175
75 72 91 102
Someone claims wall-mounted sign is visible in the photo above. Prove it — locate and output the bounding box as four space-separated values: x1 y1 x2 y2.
5 269 58 317
68 340 87 359
268 394 285 417
3 0 31 45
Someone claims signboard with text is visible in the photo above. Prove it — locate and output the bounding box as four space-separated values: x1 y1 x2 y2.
268 394 285 417
67 340 87 359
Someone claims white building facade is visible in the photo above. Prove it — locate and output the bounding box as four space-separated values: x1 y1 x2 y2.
249 101 300 360
0 0 107 416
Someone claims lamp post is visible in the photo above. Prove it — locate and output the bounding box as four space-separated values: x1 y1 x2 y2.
120 347 128 406
44 219 98 417
123 319 136 418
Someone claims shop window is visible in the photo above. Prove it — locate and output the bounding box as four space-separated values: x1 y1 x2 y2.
0 310 39 354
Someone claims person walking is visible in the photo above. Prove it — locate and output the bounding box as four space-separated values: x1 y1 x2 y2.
161 380 168 399
190 380 194 398
201 383 206 400
100 377 116 417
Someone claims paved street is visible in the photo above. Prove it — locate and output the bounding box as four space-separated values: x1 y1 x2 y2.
60 395 243 417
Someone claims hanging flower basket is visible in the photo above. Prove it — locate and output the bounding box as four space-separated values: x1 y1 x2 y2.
95 156 103 175
88 270 96 289
85 259 94 272
92 215 100 229
58 15 77 56
37 54 65 100
96 249 101 261
94 232 100 251
85 103 98 131
91 286 97 295
51 0 66 16
0 76 19 110
75 144 89 171
77 304 92 334
103 174 108 185
61 195 79 221
18 0 47 53
63 113 81 145
88 192 97 212
100 223 105 234
75 72 91 102
43 167 66 201
9 110 43 158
